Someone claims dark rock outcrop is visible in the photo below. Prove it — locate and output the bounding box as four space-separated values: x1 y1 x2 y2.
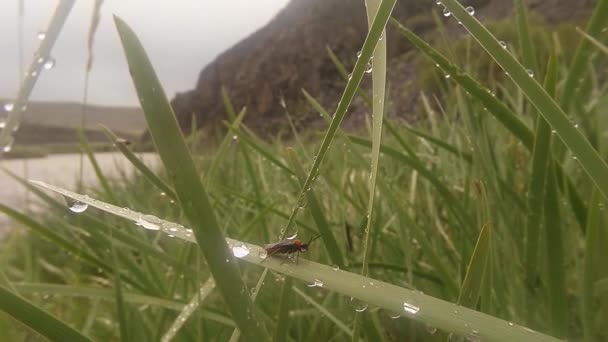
170 0 596 138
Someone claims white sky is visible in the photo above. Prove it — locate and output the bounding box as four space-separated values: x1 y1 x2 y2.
0 0 289 106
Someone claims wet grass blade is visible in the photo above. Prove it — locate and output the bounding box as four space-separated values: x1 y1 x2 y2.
441 0 608 201
583 189 601 342
286 148 344 268
514 0 538 76
458 223 491 308
100 126 177 200
524 55 556 310
543 168 567 338
0 285 91 342
273 277 293 342
31 181 562 341
113 16 269 340
282 0 397 239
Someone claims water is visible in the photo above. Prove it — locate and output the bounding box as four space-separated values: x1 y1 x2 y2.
0 152 159 238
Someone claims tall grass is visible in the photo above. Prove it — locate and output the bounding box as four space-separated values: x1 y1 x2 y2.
1 0 608 341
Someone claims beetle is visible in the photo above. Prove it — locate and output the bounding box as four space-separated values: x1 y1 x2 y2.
263 235 321 264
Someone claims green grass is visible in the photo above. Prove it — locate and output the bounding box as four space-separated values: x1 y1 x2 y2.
2 0 608 341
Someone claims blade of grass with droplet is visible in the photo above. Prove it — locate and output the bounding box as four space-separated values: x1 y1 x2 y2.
204 108 247 186
283 0 397 240
111 235 129 341
583 189 601 342
560 0 608 111
524 55 556 314
441 0 608 201
0 285 91 342
113 16 268 340
286 148 344 268
543 167 567 338
354 1 388 338
273 277 293 342
100 126 177 200
514 0 538 77
457 223 491 308
29 180 562 341
326 46 373 106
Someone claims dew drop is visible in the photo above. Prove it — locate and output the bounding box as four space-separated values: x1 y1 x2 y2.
43 58 56 70
232 135 238 141
286 232 298 240
389 313 401 319
443 8 451 17
444 73 451 79
231 243 250 258
551 129 556 134
137 214 162 231
0 120 5 129
466 6 475 15
426 324 438 335
31 70 38 77
499 41 507 49
574 123 579 128
365 62 373 73
526 69 534 77
3 102 15 112
258 250 268 260
37 31 46 40
68 199 89 213
331 264 340 271
307 279 324 287
435 0 442 4
508 322 514 326
349 297 368 312
356 50 362 58
403 302 420 314
347 73 353 80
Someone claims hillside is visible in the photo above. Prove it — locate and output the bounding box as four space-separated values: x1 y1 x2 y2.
170 0 596 137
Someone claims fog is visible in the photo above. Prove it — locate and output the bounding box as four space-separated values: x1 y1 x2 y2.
0 0 289 106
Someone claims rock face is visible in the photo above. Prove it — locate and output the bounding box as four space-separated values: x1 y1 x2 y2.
170 0 596 137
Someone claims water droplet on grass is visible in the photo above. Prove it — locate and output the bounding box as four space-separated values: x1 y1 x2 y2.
426 324 438 335
37 31 46 40
365 62 372 73
526 69 534 77
403 302 420 314
43 58 56 70
137 215 162 230
331 264 340 271
465 6 475 15
349 297 368 312
68 200 88 213
3 103 15 112
443 8 451 17
499 41 507 49
307 279 324 287
232 244 250 258
286 232 298 240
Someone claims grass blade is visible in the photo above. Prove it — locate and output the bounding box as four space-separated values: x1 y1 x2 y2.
273 277 293 342
286 148 344 268
441 0 608 201
0 285 91 342
113 16 268 340
30 181 562 341
161 278 216 342
458 223 491 308
100 126 177 200
583 189 601 342
524 55 557 312
543 168 567 338
281 0 397 239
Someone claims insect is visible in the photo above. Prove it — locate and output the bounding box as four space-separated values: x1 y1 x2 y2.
263 235 321 264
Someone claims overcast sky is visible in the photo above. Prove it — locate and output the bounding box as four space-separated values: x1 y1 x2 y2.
0 0 289 106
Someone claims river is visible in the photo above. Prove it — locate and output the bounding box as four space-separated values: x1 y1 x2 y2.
0 152 159 238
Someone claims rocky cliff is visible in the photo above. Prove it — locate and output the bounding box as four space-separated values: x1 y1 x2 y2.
170 0 596 138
